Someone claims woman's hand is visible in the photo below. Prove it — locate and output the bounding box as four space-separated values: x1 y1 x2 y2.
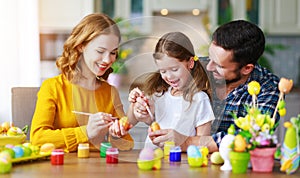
148 129 188 148
108 119 133 138
86 112 114 146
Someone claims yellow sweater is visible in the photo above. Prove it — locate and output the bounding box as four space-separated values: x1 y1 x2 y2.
30 74 125 152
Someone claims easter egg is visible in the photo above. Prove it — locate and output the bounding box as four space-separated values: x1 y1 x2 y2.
187 145 202 158
278 78 293 94
12 145 24 158
40 143 55 155
278 100 286 110
22 146 32 157
210 152 224 164
139 148 154 160
153 148 163 170
0 153 12 174
2 148 15 159
30 145 40 155
0 151 12 162
154 148 163 159
279 108 286 116
137 159 154 170
247 81 261 95
119 116 130 131
233 135 247 152
1 122 13 132
150 122 160 131
7 126 23 136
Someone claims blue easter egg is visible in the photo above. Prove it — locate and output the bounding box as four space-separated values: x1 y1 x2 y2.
187 145 202 158
12 146 24 158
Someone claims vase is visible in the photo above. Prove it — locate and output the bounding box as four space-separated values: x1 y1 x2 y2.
250 147 276 172
229 151 250 174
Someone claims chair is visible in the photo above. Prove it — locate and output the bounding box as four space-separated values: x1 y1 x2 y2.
11 87 39 139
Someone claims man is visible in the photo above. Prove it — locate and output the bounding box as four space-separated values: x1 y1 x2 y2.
206 20 280 147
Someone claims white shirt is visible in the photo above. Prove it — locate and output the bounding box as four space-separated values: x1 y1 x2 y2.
144 87 215 149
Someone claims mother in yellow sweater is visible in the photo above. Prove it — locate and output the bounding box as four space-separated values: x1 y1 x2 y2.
30 13 133 152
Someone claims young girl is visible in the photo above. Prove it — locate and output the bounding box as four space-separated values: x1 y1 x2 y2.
126 32 218 152
30 13 133 152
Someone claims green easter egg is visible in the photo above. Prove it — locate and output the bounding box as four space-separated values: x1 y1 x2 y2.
277 100 286 110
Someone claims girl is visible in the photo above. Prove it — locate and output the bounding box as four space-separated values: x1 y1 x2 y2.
125 32 218 152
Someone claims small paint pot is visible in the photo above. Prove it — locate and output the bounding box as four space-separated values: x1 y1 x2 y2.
77 143 90 158
106 148 119 164
169 146 181 162
100 142 112 158
51 149 64 165
164 141 175 156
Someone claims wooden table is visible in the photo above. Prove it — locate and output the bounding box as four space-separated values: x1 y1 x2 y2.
3 150 299 178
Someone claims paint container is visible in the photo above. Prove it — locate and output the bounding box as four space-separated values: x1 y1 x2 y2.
51 149 64 165
106 148 119 164
77 143 90 158
169 146 181 162
100 142 112 158
164 141 175 156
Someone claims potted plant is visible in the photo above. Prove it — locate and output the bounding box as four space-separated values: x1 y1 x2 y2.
231 79 293 173
232 105 278 173
229 133 251 174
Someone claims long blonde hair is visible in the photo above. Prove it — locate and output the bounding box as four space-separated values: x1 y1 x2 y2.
143 32 211 103
56 13 121 82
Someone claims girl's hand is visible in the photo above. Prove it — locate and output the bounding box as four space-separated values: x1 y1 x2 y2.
149 129 188 148
128 87 144 103
133 97 154 124
86 112 114 145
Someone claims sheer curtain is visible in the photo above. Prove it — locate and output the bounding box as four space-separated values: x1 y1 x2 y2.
0 0 40 122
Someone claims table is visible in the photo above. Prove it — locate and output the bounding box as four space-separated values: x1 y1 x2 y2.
3 150 300 178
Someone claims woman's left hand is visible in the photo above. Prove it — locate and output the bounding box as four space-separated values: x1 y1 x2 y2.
148 129 188 148
108 119 133 138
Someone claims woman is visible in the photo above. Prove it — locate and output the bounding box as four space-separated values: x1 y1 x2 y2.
30 13 133 152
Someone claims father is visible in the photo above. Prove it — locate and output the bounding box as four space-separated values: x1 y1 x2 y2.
205 20 280 146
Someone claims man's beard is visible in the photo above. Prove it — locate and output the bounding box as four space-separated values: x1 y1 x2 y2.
213 70 242 86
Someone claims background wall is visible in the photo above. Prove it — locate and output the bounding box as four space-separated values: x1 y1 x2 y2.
0 0 40 123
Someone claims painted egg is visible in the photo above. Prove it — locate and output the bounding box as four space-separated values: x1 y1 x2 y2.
139 148 154 160
187 145 202 158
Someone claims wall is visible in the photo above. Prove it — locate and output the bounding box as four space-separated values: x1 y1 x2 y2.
267 36 300 86
0 0 40 123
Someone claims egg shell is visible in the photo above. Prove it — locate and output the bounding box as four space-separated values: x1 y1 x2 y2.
188 157 203 167
137 159 154 170
139 148 154 160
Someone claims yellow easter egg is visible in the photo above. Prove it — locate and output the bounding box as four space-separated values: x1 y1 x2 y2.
248 81 261 95
233 135 247 152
